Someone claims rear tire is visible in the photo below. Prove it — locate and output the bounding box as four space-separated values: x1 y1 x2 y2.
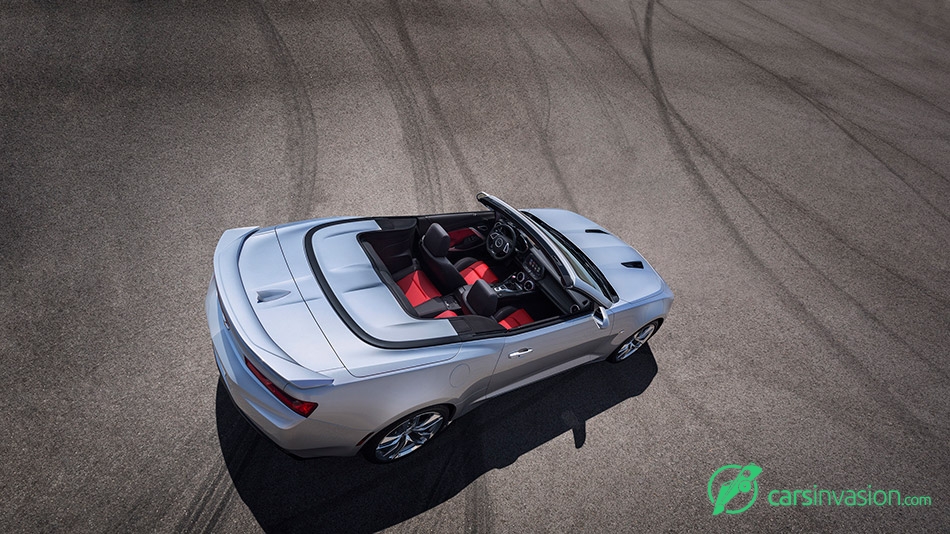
608 320 659 363
363 406 450 463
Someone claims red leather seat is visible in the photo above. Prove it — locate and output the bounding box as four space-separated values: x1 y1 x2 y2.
393 223 500 319
494 307 533 330
455 258 499 285
420 223 467 293
424 223 500 287
396 270 442 307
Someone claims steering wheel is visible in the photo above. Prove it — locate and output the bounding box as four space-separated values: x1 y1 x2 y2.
487 221 516 260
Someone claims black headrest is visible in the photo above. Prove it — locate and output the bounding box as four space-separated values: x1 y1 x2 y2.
423 223 450 257
466 279 498 317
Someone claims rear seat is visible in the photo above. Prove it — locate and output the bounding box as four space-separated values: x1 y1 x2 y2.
390 261 460 318
394 268 441 307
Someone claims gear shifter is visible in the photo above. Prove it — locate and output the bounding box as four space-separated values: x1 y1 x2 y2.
493 272 533 296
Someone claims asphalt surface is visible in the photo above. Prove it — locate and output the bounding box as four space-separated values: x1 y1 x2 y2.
2 0 949 532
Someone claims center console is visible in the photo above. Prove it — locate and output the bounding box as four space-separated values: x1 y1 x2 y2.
492 271 535 298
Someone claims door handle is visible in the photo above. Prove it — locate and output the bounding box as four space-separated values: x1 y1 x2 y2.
508 348 533 358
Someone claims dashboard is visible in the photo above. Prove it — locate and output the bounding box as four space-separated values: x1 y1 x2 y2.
491 214 593 316
521 251 545 280
496 217 554 282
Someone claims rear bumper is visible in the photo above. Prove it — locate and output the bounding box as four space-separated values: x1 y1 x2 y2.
206 278 368 458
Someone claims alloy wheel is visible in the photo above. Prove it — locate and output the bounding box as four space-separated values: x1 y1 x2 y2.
374 410 446 461
614 321 658 361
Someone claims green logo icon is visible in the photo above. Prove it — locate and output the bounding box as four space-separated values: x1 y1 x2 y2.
708 463 763 515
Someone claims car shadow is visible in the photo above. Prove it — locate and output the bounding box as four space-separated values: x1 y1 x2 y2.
215 345 658 533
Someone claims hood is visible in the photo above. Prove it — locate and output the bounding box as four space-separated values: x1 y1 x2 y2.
524 209 668 304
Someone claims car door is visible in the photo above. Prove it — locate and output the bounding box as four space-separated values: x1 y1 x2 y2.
485 308 615 399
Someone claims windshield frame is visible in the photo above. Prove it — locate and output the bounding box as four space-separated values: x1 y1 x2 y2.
476 192 615 309
521 211 619 303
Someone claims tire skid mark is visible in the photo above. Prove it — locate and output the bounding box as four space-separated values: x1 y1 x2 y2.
436 420 493 534
347 1 444 211
387 0 482 197
736 0 950 118
633 0 945 438
534 0 635 151
872 0 950 45
569 0 654 93
658 377 829 530
247 0 319 220
174 439 227 533
796 91 950 221
818 102 950 185
627 0 756 259
726 0 950 188
503 1 554 136
200 430 260 534
465 477 493 533
742 3 950 188
536 4 554 135
174 407 260 533
726 123 950 306
693 134 950 383
486 0 579 212
187 465 231 534
654 1 950 306
664 356 950 479
644 0 950 421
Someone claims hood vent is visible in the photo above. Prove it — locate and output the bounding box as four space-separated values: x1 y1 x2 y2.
621 260 643 269
585 228 609 234
256 289 291 303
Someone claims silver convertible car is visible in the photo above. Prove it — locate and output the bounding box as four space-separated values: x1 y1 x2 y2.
207 193 673 462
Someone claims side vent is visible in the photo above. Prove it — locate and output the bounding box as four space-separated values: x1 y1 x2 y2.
621 261 644 269
585 228 609 234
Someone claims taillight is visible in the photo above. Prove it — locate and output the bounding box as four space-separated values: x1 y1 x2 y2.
244 357 318 417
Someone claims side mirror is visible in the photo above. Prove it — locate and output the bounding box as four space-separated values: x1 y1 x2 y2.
592 307 609 329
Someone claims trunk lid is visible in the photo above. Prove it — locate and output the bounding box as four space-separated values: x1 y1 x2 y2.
236 228 345 374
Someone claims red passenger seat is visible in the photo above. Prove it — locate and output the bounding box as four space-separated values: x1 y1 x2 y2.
456 259 499 285
494 307 534 330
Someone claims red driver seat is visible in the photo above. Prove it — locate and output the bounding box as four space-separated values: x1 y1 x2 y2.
424 223 499 287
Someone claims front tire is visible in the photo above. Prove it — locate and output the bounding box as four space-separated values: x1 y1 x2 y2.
608 320 659 363
363 406 450 463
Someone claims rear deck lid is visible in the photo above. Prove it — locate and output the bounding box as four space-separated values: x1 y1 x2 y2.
236 229 345 373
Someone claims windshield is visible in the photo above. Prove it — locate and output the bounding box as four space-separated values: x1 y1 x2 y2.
522 211 618 302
